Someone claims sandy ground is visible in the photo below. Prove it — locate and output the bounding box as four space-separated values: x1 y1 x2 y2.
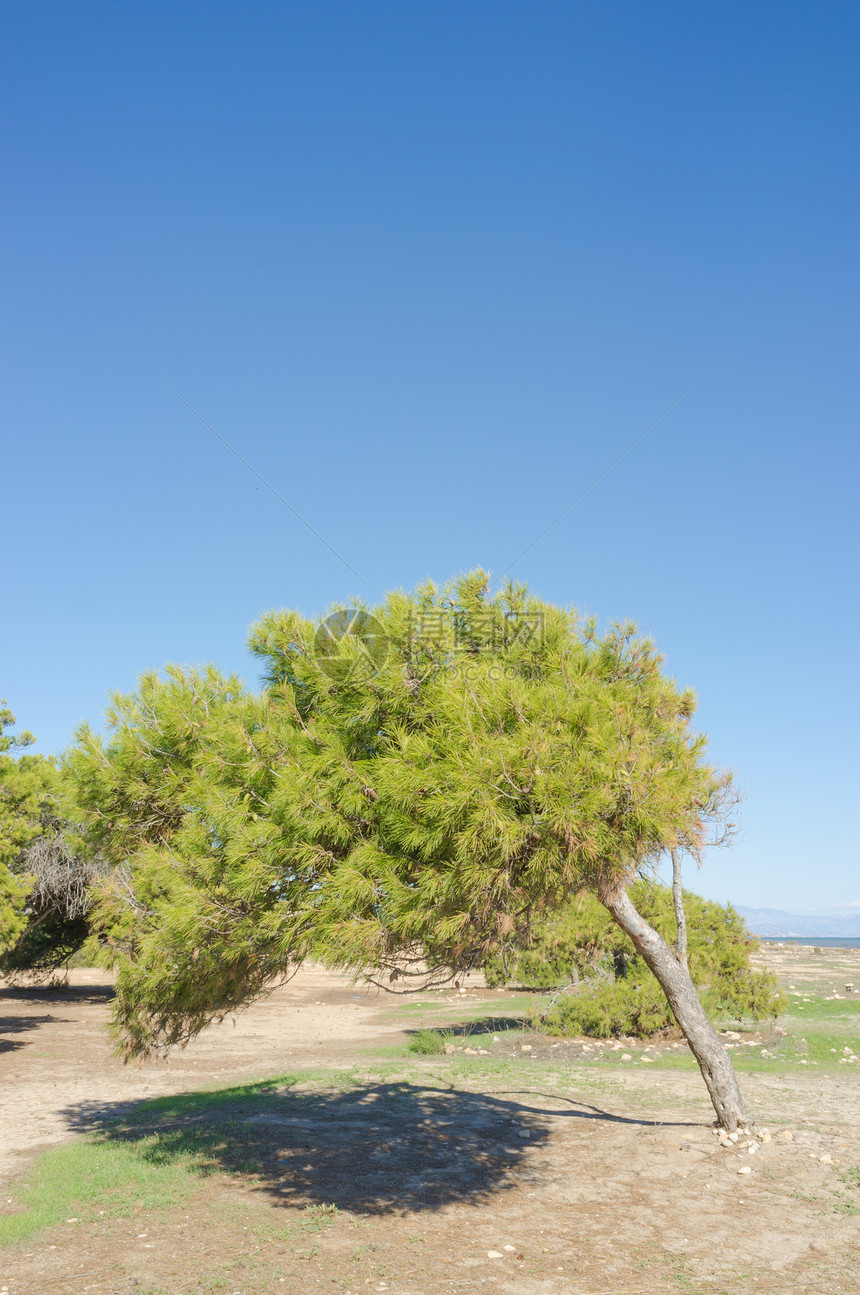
0 949 858 1294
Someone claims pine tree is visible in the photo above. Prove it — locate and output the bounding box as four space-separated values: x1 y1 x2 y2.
70 574 753 1129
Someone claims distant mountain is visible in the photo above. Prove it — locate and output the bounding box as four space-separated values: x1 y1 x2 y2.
736 906 860 938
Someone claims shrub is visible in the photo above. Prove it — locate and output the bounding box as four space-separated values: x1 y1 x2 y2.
407 1028 451 1055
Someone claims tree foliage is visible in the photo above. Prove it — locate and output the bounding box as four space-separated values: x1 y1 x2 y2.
0 703 56 955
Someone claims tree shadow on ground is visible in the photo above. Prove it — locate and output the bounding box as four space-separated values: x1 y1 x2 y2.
62 1079 693 1216
0 1014 68 1052
422 1016 527 1039
0 983 114 1006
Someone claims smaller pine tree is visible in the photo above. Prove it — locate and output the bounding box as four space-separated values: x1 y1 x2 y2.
482 882 784 1037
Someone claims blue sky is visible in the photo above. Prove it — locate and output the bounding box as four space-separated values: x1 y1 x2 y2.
3 2 858 911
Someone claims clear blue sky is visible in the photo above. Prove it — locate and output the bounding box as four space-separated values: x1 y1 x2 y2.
3 2 858 911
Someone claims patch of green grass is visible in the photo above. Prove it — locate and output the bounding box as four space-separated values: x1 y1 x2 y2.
390 995 535 1017
784 996 860 1020
0 1133 202 1244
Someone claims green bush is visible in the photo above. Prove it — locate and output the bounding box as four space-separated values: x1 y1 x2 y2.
407 1028 451 1055
537 974 673 1039
483 881 784 1038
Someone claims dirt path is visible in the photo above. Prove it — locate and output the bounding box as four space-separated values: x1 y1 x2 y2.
1 953 859 1294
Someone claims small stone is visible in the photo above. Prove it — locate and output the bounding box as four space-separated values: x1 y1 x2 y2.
820 1154 833 1164
776 1130 793 1142
737 1165 752 1175
503 1244 516 1252
521 1044 532 1052
621 1053 632 1061
517 1129 531 1138
641 1056 655 1063
487 1250 503 1259
728 1132 739 1143
444 1044 456 1054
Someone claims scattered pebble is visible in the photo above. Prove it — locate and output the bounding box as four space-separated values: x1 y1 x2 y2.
738 1166 752 1175
487 1250 503 1259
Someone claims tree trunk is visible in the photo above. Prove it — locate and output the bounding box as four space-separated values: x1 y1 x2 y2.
671 850 688 970
599 883 752 1132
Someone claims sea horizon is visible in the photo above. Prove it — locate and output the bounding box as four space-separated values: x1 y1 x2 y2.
758 935 860 949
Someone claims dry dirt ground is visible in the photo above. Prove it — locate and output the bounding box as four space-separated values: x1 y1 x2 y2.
0 947 859 1295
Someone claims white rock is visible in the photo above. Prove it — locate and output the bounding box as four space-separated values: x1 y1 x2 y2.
820 1154 833 1164
737 1166 752 1175
621 1053 633 1061
487 1250 503 1259
503 1244 517 1252
521 1044 532 1053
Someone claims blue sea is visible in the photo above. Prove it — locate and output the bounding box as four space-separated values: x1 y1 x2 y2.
760 936 860 949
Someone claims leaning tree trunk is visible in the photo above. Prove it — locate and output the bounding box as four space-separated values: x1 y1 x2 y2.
671 849 688 970
599 883 752 1132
